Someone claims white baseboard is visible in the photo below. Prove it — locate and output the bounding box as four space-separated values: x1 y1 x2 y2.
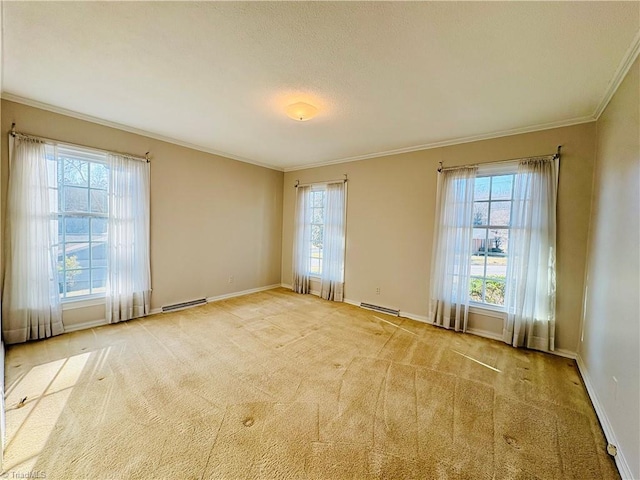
63 285 282 333
206 284 281 303
63 318 108 333
576 355 632 479
552 348 577 360
280 283 292 289
343 298 359 307
343 299 579 361
400 311 430 323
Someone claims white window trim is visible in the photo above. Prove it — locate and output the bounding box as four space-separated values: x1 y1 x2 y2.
61 295 106 310
469 302 506 319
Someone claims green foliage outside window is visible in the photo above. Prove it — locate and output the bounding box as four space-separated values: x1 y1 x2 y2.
470 276 506 305
58 255 81 289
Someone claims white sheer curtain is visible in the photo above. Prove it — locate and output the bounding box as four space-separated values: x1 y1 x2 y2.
105 154 151 324
292 185 312 294
320 182 346 301
428 167 477 331
504 157 558 351
2 136 63 344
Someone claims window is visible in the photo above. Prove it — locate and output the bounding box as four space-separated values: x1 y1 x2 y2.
47 145 110 299
309 188 326 276
470 173 514 306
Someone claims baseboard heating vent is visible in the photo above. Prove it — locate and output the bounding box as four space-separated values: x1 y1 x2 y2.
360 302 400 316
162 298 207 313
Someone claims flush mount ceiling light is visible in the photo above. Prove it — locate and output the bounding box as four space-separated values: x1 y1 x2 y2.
286 102 318 121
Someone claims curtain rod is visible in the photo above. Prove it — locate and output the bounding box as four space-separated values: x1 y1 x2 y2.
437 145 561 173
295 174 348 188
10 123 150 163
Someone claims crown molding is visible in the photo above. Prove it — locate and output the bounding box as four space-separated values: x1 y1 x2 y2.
0 92 284 172
283 115 595 172
594 28 640 120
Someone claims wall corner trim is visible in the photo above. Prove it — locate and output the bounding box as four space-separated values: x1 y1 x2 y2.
576 354 632 479
594 29 640 120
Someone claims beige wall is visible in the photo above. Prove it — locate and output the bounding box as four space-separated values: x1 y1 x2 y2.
1 100 284 328
282 122 596 353
581 58 639 478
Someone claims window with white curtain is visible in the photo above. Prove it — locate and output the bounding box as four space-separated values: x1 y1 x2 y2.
3 134 151 343
429 156 558 352
292 181 346 302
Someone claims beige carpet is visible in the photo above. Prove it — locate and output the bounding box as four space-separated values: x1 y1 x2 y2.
3 288 619 479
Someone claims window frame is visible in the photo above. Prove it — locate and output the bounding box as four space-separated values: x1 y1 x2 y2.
308 186 326 277
48 144 110 303
469 164 517 309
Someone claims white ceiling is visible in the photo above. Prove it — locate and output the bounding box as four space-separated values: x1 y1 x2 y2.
2 2 639 171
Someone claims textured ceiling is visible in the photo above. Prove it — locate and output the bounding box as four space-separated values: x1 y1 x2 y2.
2 2 639 170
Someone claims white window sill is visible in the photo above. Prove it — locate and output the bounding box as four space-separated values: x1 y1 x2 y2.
61 296 106 310
469 302 506 319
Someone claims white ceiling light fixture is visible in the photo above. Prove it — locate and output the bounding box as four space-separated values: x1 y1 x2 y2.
286 102 318 122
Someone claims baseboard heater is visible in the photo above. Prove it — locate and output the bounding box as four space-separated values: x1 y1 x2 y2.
360 302 400 316
162 298 207 313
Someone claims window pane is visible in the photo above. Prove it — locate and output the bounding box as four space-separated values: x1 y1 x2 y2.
64 186 89 212
310 257 321 276
312 191 324 207
90 163 109 189
65 217 90 242
91 243 108 267
311 224 323 248
92 217 108 238
489 228 509 255
484 279 505 306
486 257 507 281
470 278 484 303
470 256 486 277
473 203 488 226
474 177 490 201
61 267 88 297
62 159 88 186
66 278 91 298
90 189 108 213
63 245 90 270
91 268 107 293
312 207 323 224
491 175 513 200
473 228 488 254
489 201 511 226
